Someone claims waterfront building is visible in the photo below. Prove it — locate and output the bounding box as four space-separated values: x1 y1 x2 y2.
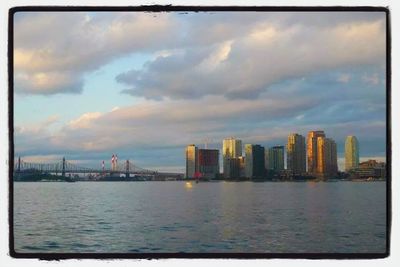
349 160 386 179
185 144 198 179
268 146 284 171
307 130 325 174
264 148 269 170
222 137 242 178
245 144 265 178
316 137 338 178
238 156 246 178
198 149 219 179
286 133 306 175
225 158 241 178
345 135 360 172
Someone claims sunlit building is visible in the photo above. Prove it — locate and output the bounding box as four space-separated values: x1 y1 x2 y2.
245 144 265 178
238 156 246 178
316 137 338 178
222 137 242 178
268 146 284 171
198 149 219 179
345 135 360 172
307 130 326 174
286 133 306 175
185 144 198 179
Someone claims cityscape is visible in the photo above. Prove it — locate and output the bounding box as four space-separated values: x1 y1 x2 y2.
185 132 386 181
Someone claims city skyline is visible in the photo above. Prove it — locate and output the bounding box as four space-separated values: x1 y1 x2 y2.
14 11 387 172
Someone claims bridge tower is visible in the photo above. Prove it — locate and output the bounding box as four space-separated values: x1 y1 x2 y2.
126 160 130 179
62 157 66 177
17 156 21 173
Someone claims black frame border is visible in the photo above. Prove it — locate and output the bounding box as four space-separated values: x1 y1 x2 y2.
8 5 391 260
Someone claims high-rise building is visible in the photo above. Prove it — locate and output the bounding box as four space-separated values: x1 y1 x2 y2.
286 133 306 175
307 131 326 174
316 137 338 178
222 137 242 178
268 146 284 171
264 148 269 170
345 135 360 171
225 158 241 178
185 144 198 178
238 156 246 178
198 149 220 179
245 144 265 178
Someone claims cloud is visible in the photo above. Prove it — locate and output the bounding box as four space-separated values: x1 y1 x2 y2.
14 12 386 97
14 12 178 94
362 73 380 85
14 74 386 170
117 17 385 100
337 73 351 83
68 112 103 129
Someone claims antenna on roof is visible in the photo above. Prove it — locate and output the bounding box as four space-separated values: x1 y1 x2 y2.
203 137 211 149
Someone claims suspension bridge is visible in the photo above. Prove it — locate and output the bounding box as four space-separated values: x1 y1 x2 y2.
13 157 183 181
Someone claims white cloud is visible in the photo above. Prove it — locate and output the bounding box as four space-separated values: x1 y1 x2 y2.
337 73 351 83
14 12 177 94
118 17 386 100
14 12 386 96
362 73 380 85
68 112 102 129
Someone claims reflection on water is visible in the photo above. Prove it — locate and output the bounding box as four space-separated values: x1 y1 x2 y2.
14 181 386 253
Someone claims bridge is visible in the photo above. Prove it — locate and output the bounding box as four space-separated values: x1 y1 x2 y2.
13 157 183 181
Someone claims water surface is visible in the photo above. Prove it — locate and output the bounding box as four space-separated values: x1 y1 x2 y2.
14 181 386 253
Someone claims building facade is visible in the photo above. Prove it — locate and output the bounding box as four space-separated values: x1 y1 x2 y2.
185 144 198 179
268 146 284 171
350 160 386 179
222 137 242 178
286 133 306 175
345 135 360 172
316 137 338 178
225 158 241 178
198 149 220 179
307 130 326 174
245 144 265 178
238 156 246 178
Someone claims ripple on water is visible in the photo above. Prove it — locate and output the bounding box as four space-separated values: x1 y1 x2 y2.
160 226 177 232
21 245 44 251
44 241 61 248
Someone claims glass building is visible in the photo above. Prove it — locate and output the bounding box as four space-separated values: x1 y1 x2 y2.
345 135 360 171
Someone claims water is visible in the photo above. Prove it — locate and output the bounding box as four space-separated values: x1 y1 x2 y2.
13 181 387 253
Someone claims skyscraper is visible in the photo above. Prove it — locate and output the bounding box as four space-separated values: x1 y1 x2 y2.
185 144 198 179
198 149 219 179
238 156 246 178
268 146 284 171
222 137 242 178
245 144 265 178
286 133 306 175
316 137 338 178
307 130 326 174
345 135 360 171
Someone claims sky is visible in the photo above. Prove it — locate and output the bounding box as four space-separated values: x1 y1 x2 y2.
13 11 387 173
